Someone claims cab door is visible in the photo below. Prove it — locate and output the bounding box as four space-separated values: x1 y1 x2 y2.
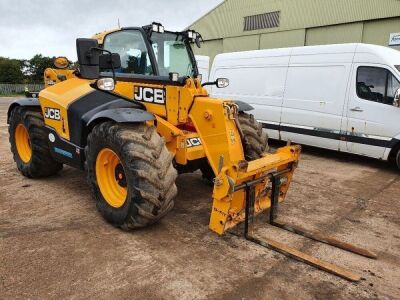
345 64 400 158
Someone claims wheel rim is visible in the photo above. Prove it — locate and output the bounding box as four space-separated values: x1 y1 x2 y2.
15 124 32 163
95 148 128 208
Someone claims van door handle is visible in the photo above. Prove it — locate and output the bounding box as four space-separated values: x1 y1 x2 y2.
350 107 363 112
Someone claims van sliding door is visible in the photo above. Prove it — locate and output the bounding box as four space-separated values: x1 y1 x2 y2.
280 64 350 150
210 56 290 140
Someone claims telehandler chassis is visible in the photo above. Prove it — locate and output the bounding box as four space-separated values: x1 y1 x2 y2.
7 23 376 281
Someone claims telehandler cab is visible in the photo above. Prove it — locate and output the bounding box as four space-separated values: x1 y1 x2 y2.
8 23 376 281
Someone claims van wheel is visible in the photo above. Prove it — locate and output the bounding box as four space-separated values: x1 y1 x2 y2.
200 112 269 183
85 122 177 229
396 149 400 170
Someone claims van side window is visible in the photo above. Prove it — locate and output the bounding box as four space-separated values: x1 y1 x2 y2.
356 67 400 105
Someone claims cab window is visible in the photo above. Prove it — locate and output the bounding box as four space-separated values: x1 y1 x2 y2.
150 32 194 77
357 66 400 105
103 30 153 75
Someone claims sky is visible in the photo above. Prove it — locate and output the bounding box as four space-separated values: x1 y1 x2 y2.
0 0 223 60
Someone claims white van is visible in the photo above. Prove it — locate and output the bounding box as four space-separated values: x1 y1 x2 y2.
206 43 400 168
195 55 209 83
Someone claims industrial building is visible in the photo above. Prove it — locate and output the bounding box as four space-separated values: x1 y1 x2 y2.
189 0 400 63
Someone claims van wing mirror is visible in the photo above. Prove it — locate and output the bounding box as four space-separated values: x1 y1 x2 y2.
76 38 100 79
394 88 400 108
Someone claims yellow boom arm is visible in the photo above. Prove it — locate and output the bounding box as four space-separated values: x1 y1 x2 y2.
189 97 300 234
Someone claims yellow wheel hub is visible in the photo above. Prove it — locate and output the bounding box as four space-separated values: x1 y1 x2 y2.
95 148 128 208
15 124 32 163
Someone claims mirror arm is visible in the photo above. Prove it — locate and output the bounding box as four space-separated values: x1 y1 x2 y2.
201 80 218 87
195 33 203 48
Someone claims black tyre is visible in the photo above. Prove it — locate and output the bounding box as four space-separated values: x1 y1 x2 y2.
238 112 269 160
8 106 63 178
85 122 177 229
396 149 400 170
201 112 269 182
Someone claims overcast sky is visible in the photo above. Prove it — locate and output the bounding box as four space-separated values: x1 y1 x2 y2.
0 0 222 60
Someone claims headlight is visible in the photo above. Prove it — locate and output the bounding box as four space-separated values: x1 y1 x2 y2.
97 78 115 91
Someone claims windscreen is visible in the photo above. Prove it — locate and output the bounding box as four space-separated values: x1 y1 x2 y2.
150 32 195 77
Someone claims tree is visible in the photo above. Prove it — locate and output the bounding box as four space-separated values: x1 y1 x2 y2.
0 57 24 83
27 54 55 83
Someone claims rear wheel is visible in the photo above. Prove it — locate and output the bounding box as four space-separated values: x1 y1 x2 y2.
395 149 400 170
86 122 177 229
201 112 269 182
9 106 63 178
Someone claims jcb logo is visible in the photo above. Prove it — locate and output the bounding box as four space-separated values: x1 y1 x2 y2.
134 86 165 104
44 108 61 120
186 137 202 148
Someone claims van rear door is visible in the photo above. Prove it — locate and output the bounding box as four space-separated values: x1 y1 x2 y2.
345 64 400 158
195 55 209 83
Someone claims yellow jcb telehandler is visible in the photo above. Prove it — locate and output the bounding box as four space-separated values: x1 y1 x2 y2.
8 23 375 281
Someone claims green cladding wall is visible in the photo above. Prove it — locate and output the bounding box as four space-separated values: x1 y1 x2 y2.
190 0 400 63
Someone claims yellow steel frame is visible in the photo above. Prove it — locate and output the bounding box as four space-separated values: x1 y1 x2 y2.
40 64 301 236
112 77 301 235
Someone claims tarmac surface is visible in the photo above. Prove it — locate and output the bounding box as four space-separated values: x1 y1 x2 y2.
1 97 400 299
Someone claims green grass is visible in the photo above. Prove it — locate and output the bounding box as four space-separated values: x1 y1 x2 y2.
0 93 25 97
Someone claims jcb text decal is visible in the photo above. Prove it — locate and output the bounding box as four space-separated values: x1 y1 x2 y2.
134 86 165 104
44 108 61 120
186 137 202 148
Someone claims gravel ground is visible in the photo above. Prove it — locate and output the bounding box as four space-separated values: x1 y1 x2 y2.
1 97 399 300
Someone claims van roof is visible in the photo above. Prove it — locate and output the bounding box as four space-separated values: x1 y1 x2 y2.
213 43 400 67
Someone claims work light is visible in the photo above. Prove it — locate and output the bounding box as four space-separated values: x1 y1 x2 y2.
151 22 164 33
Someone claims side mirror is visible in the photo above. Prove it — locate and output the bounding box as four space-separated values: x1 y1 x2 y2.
216 78 229 88
201 78 229 88
394 88 400 107
99 53 121 70
76 38 100 79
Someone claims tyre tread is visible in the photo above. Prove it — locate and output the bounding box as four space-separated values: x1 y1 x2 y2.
85 122 177 229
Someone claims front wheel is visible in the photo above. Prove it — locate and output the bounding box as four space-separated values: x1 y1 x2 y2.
85 122 177 229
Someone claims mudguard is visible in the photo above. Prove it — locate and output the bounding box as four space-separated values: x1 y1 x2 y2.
7 98 40 123
87 107 155 128
64 90 152 147
235 100 253 112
